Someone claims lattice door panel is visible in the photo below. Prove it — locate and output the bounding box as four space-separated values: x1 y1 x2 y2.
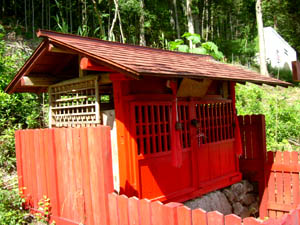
195 100 234 144
133 102 172 155
49 76 100 127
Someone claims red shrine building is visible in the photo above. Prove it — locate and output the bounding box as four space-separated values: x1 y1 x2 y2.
6 30 289 203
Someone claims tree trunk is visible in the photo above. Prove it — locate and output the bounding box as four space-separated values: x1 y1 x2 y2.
25 0 28 32
32 0 34 38
173 0 180 39
92 0 105 38
117 7 125 43
256 0 268 76
109 0 118 41
186 0 194 48
139 0 146 46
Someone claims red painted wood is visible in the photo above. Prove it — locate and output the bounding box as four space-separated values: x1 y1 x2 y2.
164 202 182 225
118 195 129 225
192 208 207 225
79 128 94 225
177 206 192 225
224 214 241 225
151 201 164 225
242 217 262 225
108 193 120 225
207 211 224 225
128 197 140 225
139 199 152 225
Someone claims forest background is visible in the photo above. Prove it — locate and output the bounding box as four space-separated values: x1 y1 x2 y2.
0 0 299 223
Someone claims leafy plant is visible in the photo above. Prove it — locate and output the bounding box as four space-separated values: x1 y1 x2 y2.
0 170 29 224
169 32 224 61
236 83 300 151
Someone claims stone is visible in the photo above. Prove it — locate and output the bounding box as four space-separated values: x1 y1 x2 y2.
233 202 251 218
241 180 254 193
184 191 232 215
222 188 236 204
241 193 256 206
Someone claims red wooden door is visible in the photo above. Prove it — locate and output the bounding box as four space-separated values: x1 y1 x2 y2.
130 99 240 202
130 101 196 202
193 100 238 188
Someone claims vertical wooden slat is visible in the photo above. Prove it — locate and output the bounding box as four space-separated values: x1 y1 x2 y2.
192 208 207 225
128 197 140 225
79 128 94 225
156 105 162 152
177 206 192 225
163 202 182 225
138 105 144 154
151 201 164 225
144 105 151 153
207 211 224 225
291 152 300 206
150 105 157 153
206 104 211 142
108 193 119 225
283 152 292 207
15 131 24 194
243 217 262 225
140 199 151 225
224 214 241 225
162 106 168 151
118 195 129 225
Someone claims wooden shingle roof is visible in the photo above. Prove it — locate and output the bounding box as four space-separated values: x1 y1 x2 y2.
6 30 290 93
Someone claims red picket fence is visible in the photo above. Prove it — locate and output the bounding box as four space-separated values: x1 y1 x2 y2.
108 193 300 225
238 115 300 219
15 127 114 225
15 117 300 225
264 151 300 218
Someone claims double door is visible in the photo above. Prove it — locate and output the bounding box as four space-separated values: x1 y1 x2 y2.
130 99 240 202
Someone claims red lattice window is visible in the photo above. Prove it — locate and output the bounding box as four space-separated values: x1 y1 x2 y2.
177 103 191 149
195 101 234 144
134 103 172 155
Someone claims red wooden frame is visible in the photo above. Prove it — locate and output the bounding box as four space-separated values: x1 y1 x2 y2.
111 74 242 202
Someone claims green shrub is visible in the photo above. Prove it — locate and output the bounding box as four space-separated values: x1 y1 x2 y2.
236 83 300 151
0 170 28 225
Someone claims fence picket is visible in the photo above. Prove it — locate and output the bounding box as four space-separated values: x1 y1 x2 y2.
177 206 192 225
192 208 208 225
151 201 164 225
224 214 241 225
242 217 262 225
128 197 140 225
164 202 182 225
207 211 224 225
139 199 152 225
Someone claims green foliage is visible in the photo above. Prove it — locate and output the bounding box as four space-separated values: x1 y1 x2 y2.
267 64 299 86
236 83 300 151
0 170 28 225
0 26 44 172
169 33 224 61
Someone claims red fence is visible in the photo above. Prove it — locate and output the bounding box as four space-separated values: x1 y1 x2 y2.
15 118 300 225
15 127 114 225
238 115 300 219
108 193 300 225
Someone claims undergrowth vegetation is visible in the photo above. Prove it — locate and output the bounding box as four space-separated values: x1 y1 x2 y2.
0 170 28 224
236 83 300 151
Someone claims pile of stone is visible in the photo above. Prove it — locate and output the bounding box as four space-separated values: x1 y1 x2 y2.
184 180 259 218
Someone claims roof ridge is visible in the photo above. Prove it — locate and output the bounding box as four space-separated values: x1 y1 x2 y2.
36 29 213 59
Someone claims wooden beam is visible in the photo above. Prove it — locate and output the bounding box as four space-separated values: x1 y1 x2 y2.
48 43 77 54
80 57 115 72
20 75 63 87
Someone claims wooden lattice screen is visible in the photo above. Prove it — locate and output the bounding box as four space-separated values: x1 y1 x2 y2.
48 76 100 128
